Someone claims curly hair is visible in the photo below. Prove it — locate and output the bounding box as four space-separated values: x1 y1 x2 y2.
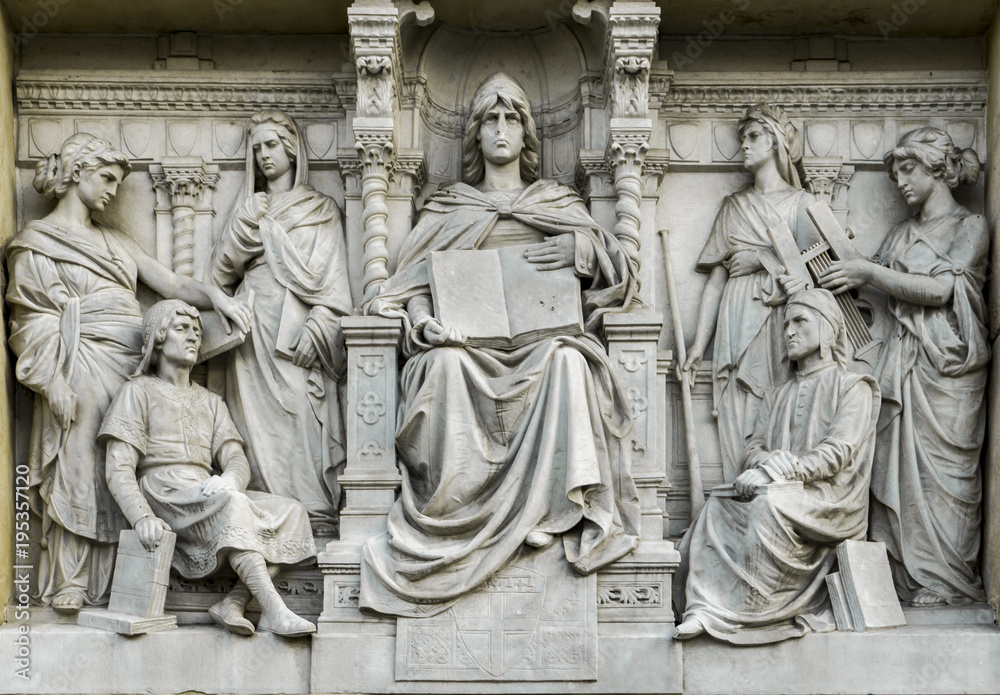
33 133 131 201
884 126 981 189
462 73 540 186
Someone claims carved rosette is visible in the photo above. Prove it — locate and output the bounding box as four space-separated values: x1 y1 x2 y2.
150 158 219 278
605 121 651 282
355 121 396 301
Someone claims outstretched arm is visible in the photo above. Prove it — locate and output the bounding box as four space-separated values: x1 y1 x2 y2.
117 234 252 333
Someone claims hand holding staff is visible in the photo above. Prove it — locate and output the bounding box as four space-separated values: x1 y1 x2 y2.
658 229 705 521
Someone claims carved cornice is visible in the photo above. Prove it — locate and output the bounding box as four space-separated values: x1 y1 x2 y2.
661 71 987 115
17 69 344 114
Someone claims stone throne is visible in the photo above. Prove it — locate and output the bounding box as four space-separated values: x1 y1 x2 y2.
314 0 681 689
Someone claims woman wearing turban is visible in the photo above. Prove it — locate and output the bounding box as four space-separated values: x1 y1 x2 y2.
684 103 820 484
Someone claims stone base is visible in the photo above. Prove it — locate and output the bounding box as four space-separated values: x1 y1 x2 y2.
1 605 998 693
77 608 177 635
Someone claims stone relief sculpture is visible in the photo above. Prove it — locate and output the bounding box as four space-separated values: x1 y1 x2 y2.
675 289 880 643
211 110 353 535
358 72 641 616
99 300 317 637
5 133 251 615
818 127 990 607
683 104 820 483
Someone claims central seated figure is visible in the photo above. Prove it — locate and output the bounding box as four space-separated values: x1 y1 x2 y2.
360 72 641 616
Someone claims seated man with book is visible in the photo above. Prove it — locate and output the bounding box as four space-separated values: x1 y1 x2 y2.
359 72 641 617
674 288 880 644
99 300 317 637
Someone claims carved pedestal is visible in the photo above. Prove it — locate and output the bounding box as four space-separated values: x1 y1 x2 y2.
317 316 401 632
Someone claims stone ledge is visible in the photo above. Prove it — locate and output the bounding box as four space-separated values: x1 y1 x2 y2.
3 608 999 694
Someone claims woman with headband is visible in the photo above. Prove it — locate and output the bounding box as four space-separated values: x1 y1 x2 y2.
683 103 820 484
6 133 251 614
819 127 989 607
211 110 353 535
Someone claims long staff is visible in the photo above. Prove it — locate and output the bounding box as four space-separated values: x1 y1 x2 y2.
658 229 705 520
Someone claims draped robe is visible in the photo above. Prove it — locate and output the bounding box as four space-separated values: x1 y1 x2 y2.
677 363 879 644
868 211 990 604
212 184 352 528
99 375 316 579
6 220 142 603
359 180 641 617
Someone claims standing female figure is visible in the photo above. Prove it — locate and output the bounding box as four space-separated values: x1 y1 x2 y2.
684 104 819 482
212 110 353 534
6 133 251 613
820 127 989 606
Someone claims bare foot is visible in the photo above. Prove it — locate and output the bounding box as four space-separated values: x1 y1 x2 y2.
51 590 84 615
910 588 947 607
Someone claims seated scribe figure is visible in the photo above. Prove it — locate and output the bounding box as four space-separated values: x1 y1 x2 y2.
99 300 317 637
674 289 880 644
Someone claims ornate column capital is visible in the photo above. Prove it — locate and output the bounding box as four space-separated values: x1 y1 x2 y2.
150 157 220 278
802 156 854 227
150 157 220 211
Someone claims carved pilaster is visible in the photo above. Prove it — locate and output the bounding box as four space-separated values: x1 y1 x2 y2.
149 157 219 280
604 313 664 542
349 1 402 120
338 316 402 542
802 156 854 228
605 120 651 285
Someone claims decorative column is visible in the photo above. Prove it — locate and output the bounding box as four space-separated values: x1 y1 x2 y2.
149 157 219 281
605 1 659 301
349 0 401 303
802 156 854 229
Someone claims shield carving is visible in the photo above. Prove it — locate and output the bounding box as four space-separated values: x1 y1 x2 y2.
451 568 545 678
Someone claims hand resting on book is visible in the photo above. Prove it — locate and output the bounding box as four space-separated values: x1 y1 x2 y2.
523 234 576 272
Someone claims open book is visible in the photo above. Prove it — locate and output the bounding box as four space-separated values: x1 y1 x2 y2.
428 245 584 349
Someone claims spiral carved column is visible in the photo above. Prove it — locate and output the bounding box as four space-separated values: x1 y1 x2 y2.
355 123 396 302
